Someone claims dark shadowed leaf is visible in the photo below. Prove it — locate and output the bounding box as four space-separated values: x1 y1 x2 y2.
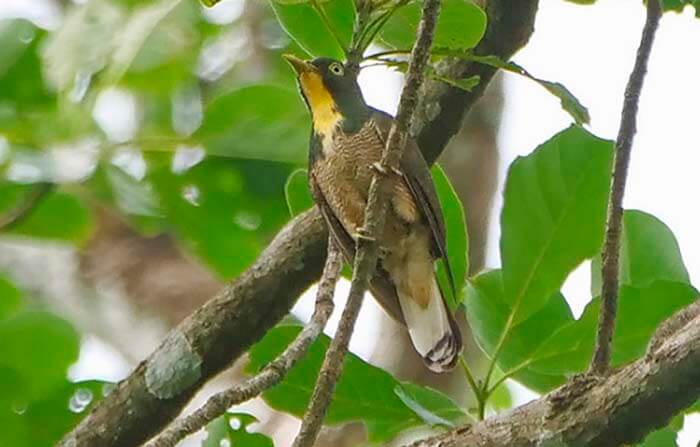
381 0 486 51
204 413 273 447
285 169 314 216
197 85 309 164
247 325 467 442
270 0 355 59
432 164 468 310
501 126 613 323
591 209 690 296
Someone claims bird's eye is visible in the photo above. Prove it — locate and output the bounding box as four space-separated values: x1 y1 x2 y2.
329 62 344 76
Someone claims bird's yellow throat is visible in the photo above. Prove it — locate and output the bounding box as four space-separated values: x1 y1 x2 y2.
299 71 342 137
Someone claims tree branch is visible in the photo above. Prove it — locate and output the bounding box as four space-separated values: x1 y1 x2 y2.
292 0 442 445
59 1 538 445
590 0 662 374
146 239 342 447
405 299 700 447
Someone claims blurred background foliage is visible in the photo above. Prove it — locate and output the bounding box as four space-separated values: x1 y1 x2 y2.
2 0 699 446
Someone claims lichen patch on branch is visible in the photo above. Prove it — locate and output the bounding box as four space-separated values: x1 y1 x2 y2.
145 330 202 399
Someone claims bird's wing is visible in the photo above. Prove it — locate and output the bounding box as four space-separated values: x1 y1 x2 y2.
308 169 406 323
370 109 457 297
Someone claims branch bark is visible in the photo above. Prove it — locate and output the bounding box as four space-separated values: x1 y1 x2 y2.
59 1 538 445
147 239 342 447
406 300 700 447
591 0 662 374
292 0 442 444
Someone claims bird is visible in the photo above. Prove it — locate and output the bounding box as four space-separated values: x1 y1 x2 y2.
283 54 462 373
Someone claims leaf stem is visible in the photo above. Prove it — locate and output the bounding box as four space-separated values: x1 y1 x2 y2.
459 355 486 420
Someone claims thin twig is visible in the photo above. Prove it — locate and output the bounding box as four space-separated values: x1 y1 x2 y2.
590 0 662 374
0 182 54 232
145 240 342 447
291 0 442 445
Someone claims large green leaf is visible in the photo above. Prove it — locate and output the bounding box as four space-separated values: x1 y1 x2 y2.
0 380 107 447
285 168 314 217
0 276 21 320
204 413 273 447
196 85 309 164
500 125 613 323
381 0 486 51
0 310 80 400
465 270 571 393
528 281 698 375
432 164 468 310
147 154 291 278
0 20 52 109
638 428 678 447
246 325 467 442
270 0 355 59
591 210 690 295
0 186 93 244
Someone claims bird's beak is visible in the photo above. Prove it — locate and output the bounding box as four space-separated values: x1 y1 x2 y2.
283 54 316 76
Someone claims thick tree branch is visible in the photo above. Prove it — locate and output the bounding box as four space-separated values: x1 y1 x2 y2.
405 300 700 447
292 0 442 445
59 1 538 445
147 240 342 447
591 0 662 374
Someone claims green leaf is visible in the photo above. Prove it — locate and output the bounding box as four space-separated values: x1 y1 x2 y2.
247 325 467 442
662 0 700 16
0 310 80 399
147 154 291 278
204 413 273 447
197 85 309 164
393 382 464 429
431 164 468 310
285 169 314 217
0 380 108 446
465 270 572 393
0 276 21 320
381 0 486 51
501 125 613 323
468 56 589 125
0 20 53 110
591 210 690 296
1 188 93 244
528 281 698 376
270 0 355 59
638 427 678 447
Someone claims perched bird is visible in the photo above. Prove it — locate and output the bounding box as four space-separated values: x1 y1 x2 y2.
284 55 462 373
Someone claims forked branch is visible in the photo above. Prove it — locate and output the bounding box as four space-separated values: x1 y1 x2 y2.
146 240 342 447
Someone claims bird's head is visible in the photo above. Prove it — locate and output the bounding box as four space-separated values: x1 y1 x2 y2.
283 54 368 135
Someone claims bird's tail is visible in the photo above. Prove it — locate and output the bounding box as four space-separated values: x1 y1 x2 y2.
396 274 462 373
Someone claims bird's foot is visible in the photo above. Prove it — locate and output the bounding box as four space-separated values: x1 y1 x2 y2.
354 226 376 243
370 162 388 176
370 162 403 178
